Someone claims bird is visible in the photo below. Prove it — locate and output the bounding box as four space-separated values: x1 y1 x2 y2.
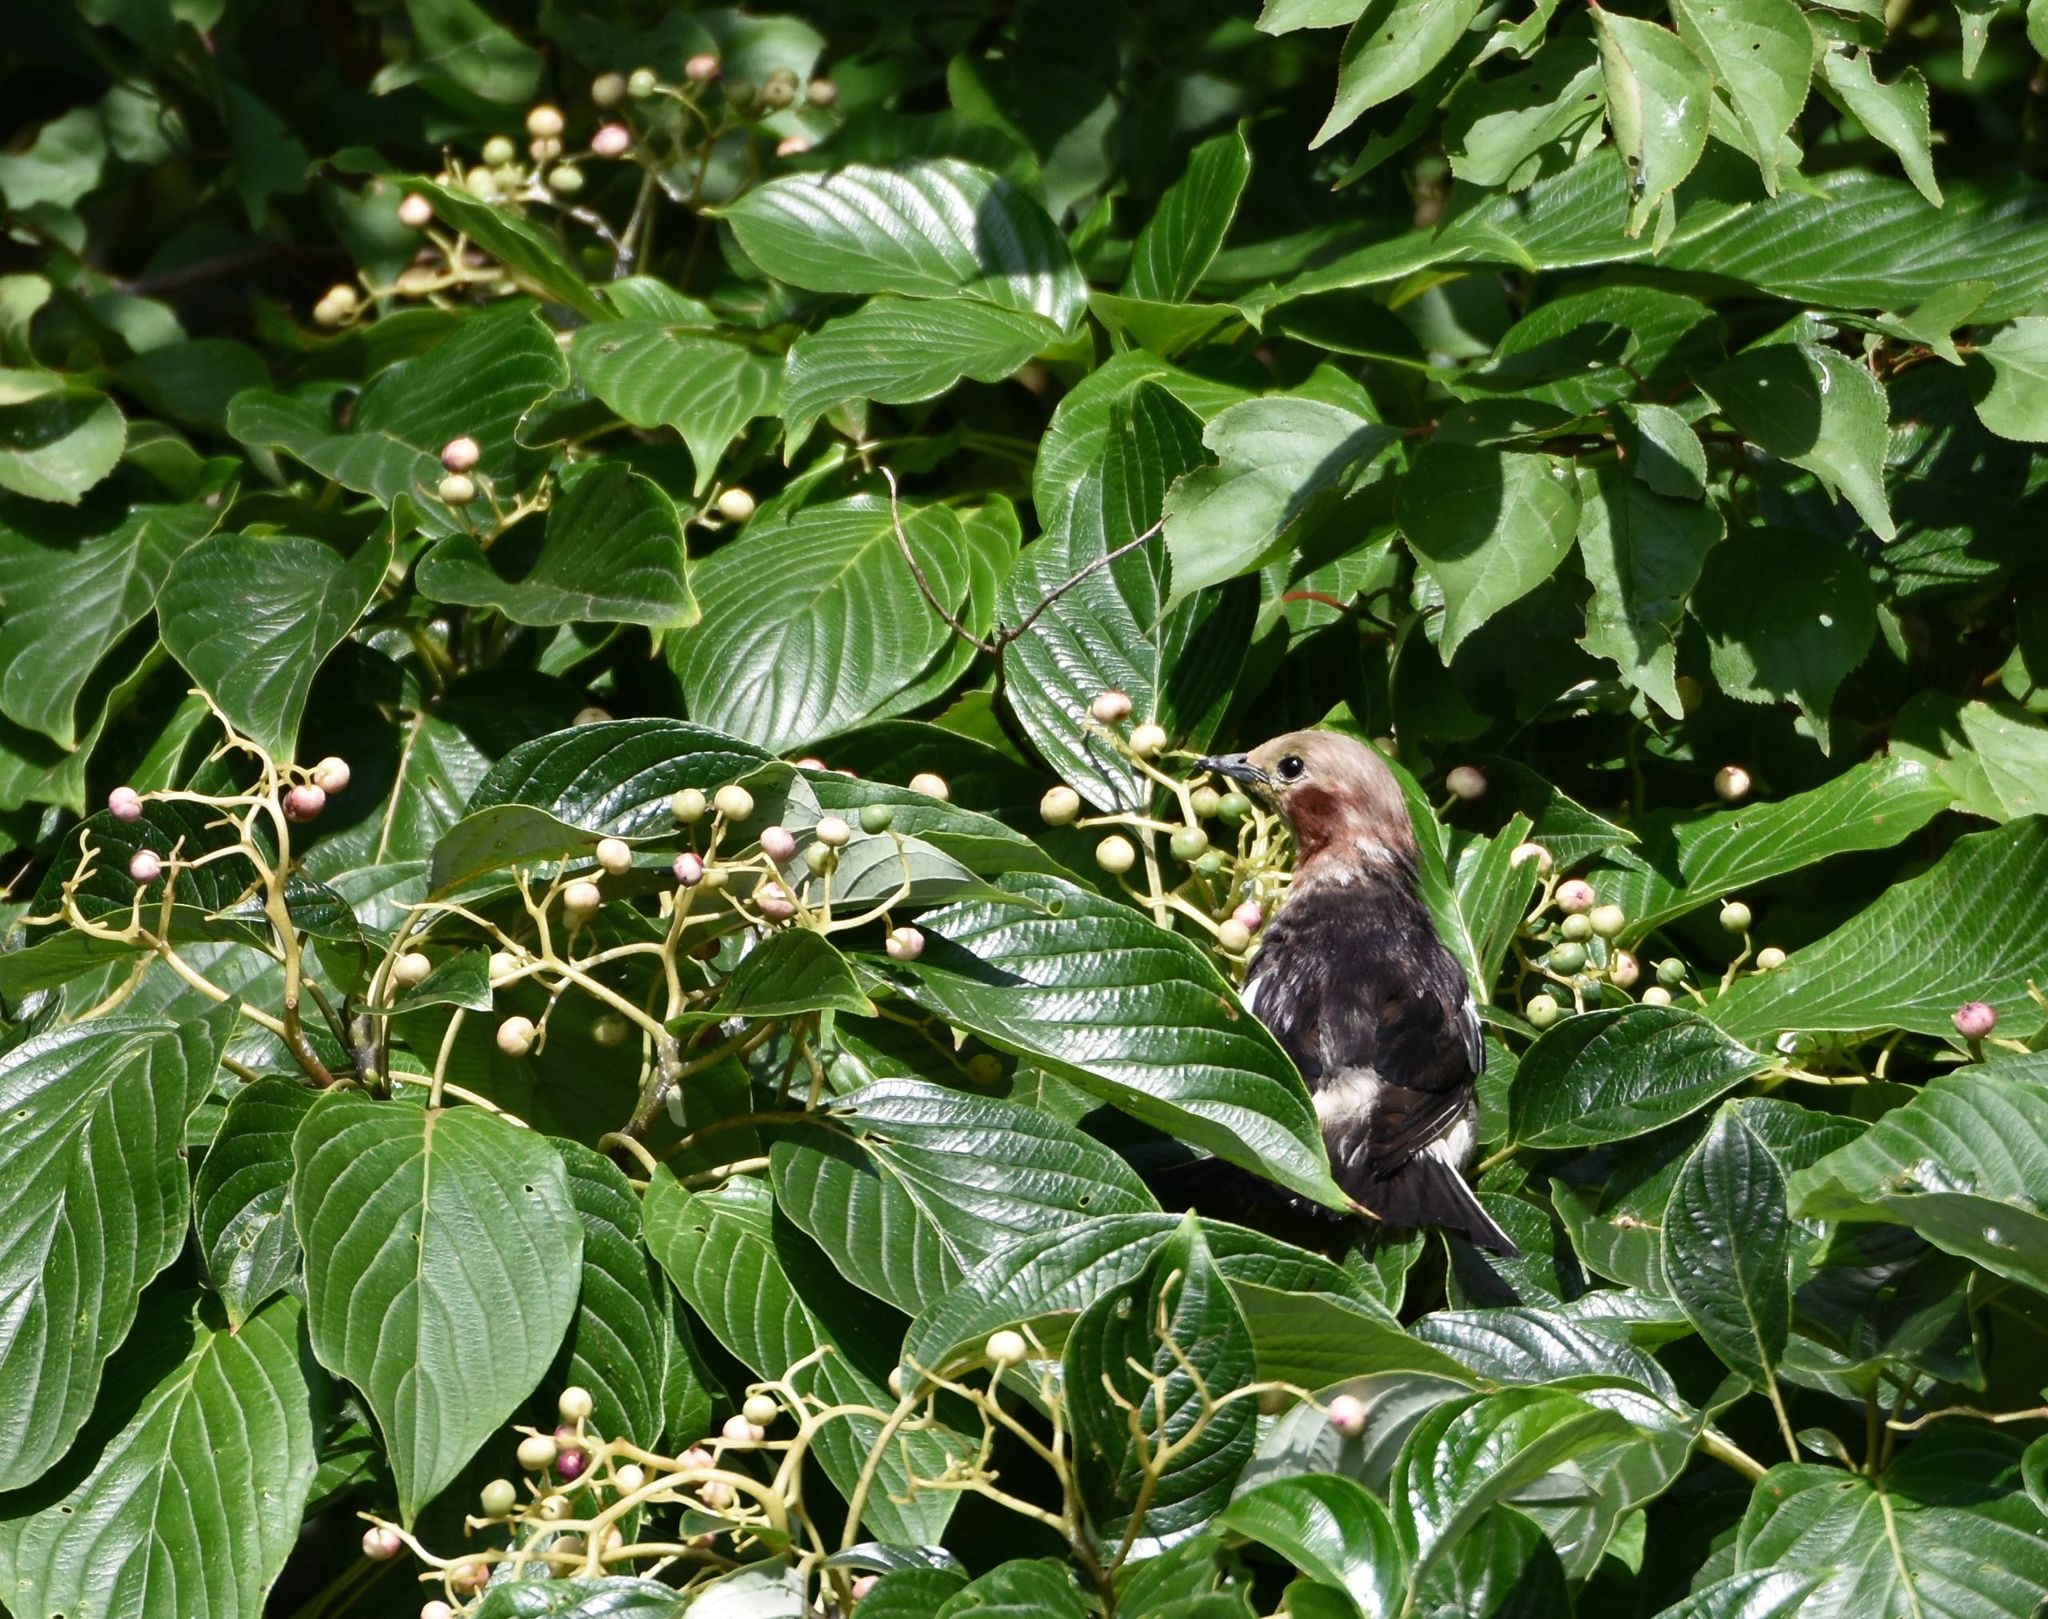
1197 729 1521 1259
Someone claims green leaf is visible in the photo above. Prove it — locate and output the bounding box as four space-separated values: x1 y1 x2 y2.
1966 317 2048 444
1711 820 2048 1040
1892 696 2048 822
0 105 106 213
470 1578 690 1617
292 1094 583 1520
1508 1006 1769 1150
1314 0 1485 148
0 1010 227 1488
0 1293 325 1619
1663 1108 1791 1389
1788 1055 2048 1295
1065 1215 1256 1551
1226 1283 1473 1388
1218 1474 1405 1619
406 180 606 321
418 461 698 629
1689 529 1877 746
641 1172 963 1544
553 1140 672 1449
1593 13 1712 237
1415 1505 1573 1619
770 1077 1157 1313
1163 397 1395 603
1471 286 1725 418
1670 0 1810 195
571 322 778 492
0 497 215 747
1817 49 1941 208
936 1561 1092 1619
459 718 772 837
721 928 874 1019
1650 1571 1818 1619
397 0 543 101
672 495 972 753
1703 346 1895 541
158 532 392 762
1443 34 1603 190
722 160 1089 333
0 371 125 505
891 872 1343 1209
1575 462 1723 718
1734 1433 2048 1618
1627 402 1710 500
1126 128 1252 302
782 297 1055 447
1398 441 1580 661
193 1077 318 1329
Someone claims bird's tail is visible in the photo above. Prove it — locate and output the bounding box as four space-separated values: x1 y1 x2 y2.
1377 1157 1523 1260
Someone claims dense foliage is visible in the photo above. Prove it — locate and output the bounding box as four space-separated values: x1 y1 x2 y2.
5 0 2048 1616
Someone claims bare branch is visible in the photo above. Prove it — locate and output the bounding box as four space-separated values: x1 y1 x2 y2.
1001 518 1166 645
882 468 996 655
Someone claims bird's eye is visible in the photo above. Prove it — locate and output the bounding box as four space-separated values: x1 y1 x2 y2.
1276 755 1305 781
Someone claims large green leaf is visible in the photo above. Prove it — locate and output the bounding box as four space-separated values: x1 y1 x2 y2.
1124 128 1252 303
0 371 125 505
193 1077 318 1329
291 1094 583 1520
1712 819 2048 1040
157 532 392 761
641 1172 963 1544
1967 317 2048 444
1816 49 1941 208
0 1293 324 1619
1703 347 1895 541
417 461 698 629
1443 34 1603 190
1593 12 1712 236
1507 1006 1768 1150
1314 0 1484 148
890 872 1343 1208
1663 1108 1791 1390
570 321 778 492
1218 1474 1405 1619
0 1009 227 1489
1575 462 1722 718
553 1140 673 1450
458 719 772 836
671 495 972 753
403 178 606 320
1788 1055 2048 1295
722 160 1089 333
1670 0 1808 195
769 1077 1157 1313
1895 697 2048 823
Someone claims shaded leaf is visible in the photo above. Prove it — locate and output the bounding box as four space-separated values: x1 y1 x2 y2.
1664 1108 1791 1389
1704 346 1895 541
1218 1473 1405 1619
193 1077 317 1328
1593 13 1712 237
1125 128 1252 303
1508 1006 1768 1150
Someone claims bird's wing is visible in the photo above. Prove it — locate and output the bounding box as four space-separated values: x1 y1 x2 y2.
1369 1080 1473 1176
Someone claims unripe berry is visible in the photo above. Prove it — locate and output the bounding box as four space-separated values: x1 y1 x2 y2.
527 104 566 139
562 878 602 917
1719 901 1752 934
1656 957 1687 987
547 165 585 195
1217 792 1252 824
1446 765 1487 801
1129 722 1168 756
1556 879 1596 913
1714 764 1752 804
592 72 627 107
591 1012 631 1047
684 53 721 82
1091 690 1133 724
760 825 797 862
614 1462 646 1493
762 68 799 108
1608 950 1641 989
108 785 143 821
1190 785 1221 819
721 1413 764 1445
1095 835 1136 875
315 283 360 325
672 787 707 823
560 1387 594 1426
480 1478 518 1517
672 851 704 887
423 1603 454 1619
1195 850 1225 876
490 949 521 983
1326 1394 1368 1437
628 67 658 97
851 1573 879 1601
1040 785 1082 825
716 485 755 521
555 1446 587 1481
804 841 837 876
714 784 754 821
1560 913 1593 942
967 1052 1003 1085
392 951 433 989
1755 946 1786 971
1641 985 1673 1007
1526 993 1561 1028
775 135 812 158
594 836 632 875
1218 920 1252 953
699 1479 734 1509
363 1525 404 1560
885 925 925 962
814 815 852 848
1169 827 1208 862
1510 841 1553 873
397 192 433 228
1589 904 1627 939
860 803 895 834
311 755 352 793
1548 942 1587 975
516 1432 558 1471
482 134 517 166
284 783 327 822
497 1016 538 1058
909 771 949 800
985 1328 1027 1365
438 472 476 506
886 1366 906 1397
1953 1001 1997 1039
1232 901 1264 933
808 77 838 106
742 1392 779 1427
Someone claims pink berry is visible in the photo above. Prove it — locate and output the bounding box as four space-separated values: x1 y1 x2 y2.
1231 901 1264 933
107 785 143 822
1714 764 1752 803
775 134 811 157
1556 879 1596 914
1327 1394 1367 1436
591 122 631 157
673 852 705 887
129 849 162 884
1953 1001 1997 1040
284 784 326 822
885 926 925 962
760 825 797 862
1090 690 1133 724
758 889 796 920
362 1525 404 1560
440 436 481 473
721 1413 764 1444
680 1446 713 1470
555 1446 587 1481
851 1574 879 1600
422 1603 454 1619
684 53 720 81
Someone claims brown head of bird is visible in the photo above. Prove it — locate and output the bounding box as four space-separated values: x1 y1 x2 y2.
1198 730 1414 880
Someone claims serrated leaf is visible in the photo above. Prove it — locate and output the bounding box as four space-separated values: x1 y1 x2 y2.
292 1094 583 1520
460 719 772 837
1966 317 2048 444
1593 13 1712 237
193 1077 318 1328
1218 1474 1405 1619
1704 345 1895 541
0 371 125 505
936 1561 1091 1618
722 160 1089 333
571 322 778 492
158 532 392 761
1314 0 1485 148
1892 696 2048 822
1576 461 1723 718
1443 33 1603 191
1508 1006 1769 1150
889 872 1343 1208
1817 49 1941 208
0 1293 324 1619
1126 128 1252 303
1664 1108 1791 1389
0 1010 228 1488
1671 0 1810 195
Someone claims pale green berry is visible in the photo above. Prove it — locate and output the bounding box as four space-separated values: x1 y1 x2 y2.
713 784 754 821
516 1433 558 1471
860 803 895 834
985 1329 1026 1365
482 134 516 166
1526 994 1561 1028
672 787 707 823
1560 914 1593 942
1548 941 1587 974
1190 785 1221 819
480 1478 518 1517
1720 901 1752 934
1218 919 1252 953
1589 904 1627 939
1642 986 1674 1007
1217 792 1252 824
1095 835 1136 874
1756 946 1786 971
1169 827 1208 862
742 1393 779 1427
1656 957 1687 987
1040 785 1082 826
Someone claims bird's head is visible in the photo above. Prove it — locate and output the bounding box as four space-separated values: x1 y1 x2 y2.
1198 730 1415 873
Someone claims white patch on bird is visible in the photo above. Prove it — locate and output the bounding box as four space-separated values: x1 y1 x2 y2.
1238 972 1263 1019
1314 1070 1383 1128
1425 1114 1477 1172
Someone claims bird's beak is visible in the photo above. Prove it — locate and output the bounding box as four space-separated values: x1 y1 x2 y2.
1198 753 1269 787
